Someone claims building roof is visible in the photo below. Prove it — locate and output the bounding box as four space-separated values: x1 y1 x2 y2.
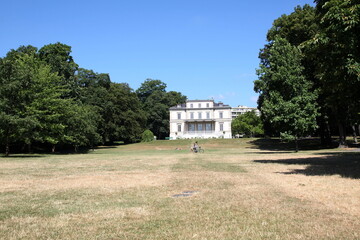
186 99 214 102
169 100 231 110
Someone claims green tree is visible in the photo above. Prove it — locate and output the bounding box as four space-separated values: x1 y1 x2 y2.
24 57 68 152
63 103 102 152
267 4 318 46
258 5 324 139
0 45 102 154
39 42 79 98
0 50 40 155
231 111 263 137
309 0 360 146
104 83 146 143
255 37 319 152
0 46 81 154
136 79 186 139
136 78 167 103
75 68 111 143
75 69 146 144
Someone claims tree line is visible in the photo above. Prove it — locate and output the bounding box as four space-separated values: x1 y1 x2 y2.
254 1 360 149
0 43 186 155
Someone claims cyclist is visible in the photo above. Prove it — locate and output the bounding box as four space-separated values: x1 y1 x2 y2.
192 141 199 153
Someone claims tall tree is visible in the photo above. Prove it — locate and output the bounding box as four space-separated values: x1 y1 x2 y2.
136 79 186 139
0 46 81 154
0 50 40 155
24 57 77 152
136 78 167 103
310 0 360 146
259 5 324 139
63 103 102 152
0 45 102 154
231 111 263 137
267 4 318 46
106 83 146 143
255 37 319 151
39 42 79 98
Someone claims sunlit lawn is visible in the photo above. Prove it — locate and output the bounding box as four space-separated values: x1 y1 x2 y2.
0 139 359 239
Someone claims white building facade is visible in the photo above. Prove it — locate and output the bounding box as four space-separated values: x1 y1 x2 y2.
169 100 232 139
231 105 260 119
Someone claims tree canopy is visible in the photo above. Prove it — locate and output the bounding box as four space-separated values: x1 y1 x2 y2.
255 37 319 151
231 111 263 138
136 79 187 139
0 44 176 155
256 1 360 147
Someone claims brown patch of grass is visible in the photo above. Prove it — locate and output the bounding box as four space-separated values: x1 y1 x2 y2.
0 139 359 239
0 171 171 193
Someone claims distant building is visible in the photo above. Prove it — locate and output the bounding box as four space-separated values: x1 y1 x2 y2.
231 105 260 119
169 100 232 139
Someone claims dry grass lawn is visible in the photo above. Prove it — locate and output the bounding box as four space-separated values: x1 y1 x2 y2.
0 139 359 239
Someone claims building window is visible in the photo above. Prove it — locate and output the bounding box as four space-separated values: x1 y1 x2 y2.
177 124 181 132
219 112 223 118
198 103 201 108
206 103 209 108
198 123 203 131
206 123 212 131
198 112 202 119
220 123 224 131
177 113 181 119
188 123 195 132
190 104 193 108
206 112 210 119
190 112 194 119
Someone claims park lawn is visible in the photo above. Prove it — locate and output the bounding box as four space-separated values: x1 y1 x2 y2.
0 139 359 239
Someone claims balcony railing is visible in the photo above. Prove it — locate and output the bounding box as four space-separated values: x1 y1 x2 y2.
184 131 215 134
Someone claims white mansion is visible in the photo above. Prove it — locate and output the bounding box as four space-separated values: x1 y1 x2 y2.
169 100 232 139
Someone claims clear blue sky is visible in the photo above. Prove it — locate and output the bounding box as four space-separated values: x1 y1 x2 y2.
1 0 315 107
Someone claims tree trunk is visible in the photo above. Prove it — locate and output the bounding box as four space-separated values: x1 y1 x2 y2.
52 145 56 153
28 143 32 154
352 125 358 144
325 122 332 146
320 120 332 147
338 122 347 147
5 143 10 157
295 137 299 153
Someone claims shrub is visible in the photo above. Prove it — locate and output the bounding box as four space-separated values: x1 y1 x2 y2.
141 130 154 142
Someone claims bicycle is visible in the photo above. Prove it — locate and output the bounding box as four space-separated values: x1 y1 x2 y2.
198 147 204 153
192 146 204 153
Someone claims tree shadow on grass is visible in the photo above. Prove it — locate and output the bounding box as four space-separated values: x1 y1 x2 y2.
254 152 360 179
0 155 46 159
248 138 339 152
245 151 294 154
